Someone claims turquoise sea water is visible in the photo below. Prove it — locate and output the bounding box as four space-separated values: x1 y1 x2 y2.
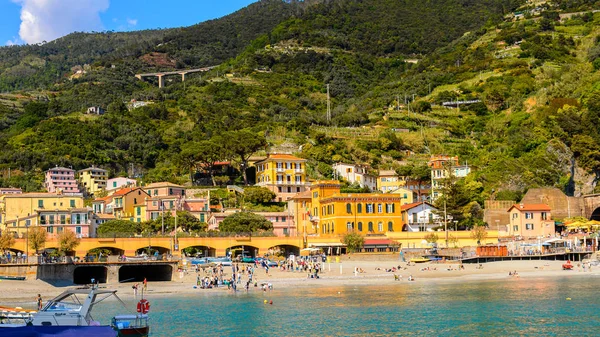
29 276 600 336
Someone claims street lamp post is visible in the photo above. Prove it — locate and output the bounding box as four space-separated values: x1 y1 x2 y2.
161 201 164 235
444 198 448 248
26 220 30 264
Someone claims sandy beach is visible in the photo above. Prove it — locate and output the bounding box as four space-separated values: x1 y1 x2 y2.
1 258 597 309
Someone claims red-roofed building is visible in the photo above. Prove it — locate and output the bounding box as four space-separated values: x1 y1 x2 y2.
507 203 554 238
400 201 440 232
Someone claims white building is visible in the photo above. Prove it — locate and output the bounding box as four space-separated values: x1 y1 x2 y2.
106 177 137 193
401 201 441 232
332 163 377 191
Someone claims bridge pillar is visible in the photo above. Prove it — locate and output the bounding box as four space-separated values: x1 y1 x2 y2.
157 74 165 88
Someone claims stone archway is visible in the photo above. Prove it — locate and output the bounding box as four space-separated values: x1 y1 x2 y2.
181 245 217 258
590 207 600 221
227 245 260 258
267 244 300 258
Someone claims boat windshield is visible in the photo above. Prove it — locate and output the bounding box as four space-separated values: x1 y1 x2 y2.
45 301 82 312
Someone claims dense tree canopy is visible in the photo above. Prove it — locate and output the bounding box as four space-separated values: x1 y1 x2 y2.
219 212 274 233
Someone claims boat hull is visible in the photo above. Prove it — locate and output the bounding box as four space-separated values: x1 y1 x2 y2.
117 326 150 337
0 276 26 281
0 325 117 337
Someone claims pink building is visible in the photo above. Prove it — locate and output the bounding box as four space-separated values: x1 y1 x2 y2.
207 210 295 237
38 208 93 238
45 167 80 193
143 182 185 198
0 187 22 195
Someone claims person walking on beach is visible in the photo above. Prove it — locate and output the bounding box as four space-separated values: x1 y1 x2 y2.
37 294 43 310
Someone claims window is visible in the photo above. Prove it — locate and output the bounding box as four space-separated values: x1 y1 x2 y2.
169 188 173 195
512 213 518 219
388 221 394 232
137 218 141 223
60 215 66 224
366 204 374 213
346 203 352 214
282 217 286 222
313 208 318 216
40 215 46 225
153 201 157 206
136 207 141 216
313 192 318 198
526 223 534 230
70 200 75 207
47 226 53 234
513 225 519 232
278 187 282 192
75 214 81 224
378 222 383 232
357 204 362 213
525 212 533 219
113 181 117 188
541 212 547 220
38 200 44 208
358 222 363 231
154 189 158 196
386 204 394 213
200 214 205 222
25 219 31 227
377 204 383 213
49 215 55 224
76 226 81 234
283 228 289 235
368 222 374 232
347 222 353 232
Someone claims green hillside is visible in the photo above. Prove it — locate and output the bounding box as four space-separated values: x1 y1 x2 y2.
1 0 600 227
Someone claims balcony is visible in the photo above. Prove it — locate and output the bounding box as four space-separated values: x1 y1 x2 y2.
276 168 285 173
294 169 304 173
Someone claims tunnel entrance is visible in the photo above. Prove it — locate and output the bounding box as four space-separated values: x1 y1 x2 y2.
118 265 173 283
73 266 108 284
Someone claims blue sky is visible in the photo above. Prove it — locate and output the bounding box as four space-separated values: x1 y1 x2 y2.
1 0 257 46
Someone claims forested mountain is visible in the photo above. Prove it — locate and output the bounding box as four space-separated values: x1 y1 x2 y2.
1 0 600 226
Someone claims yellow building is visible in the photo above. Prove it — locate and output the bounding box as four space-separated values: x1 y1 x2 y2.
377 170 406 193
389 187 414 205
0 192 89 238
291 181 406 239
78 167 108 196
112 187 150 222
255 153 308 202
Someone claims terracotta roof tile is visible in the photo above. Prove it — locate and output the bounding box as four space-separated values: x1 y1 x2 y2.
508 204 551 212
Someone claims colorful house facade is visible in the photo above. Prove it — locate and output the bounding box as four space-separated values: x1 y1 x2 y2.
428 155 471 201
255 154 309 202
292 181 406 238
377 170 405 193
143 182 185 198
332 163 377 191
111 187 150 223
401 201 440 232
0 192 91 238
78 167 107 196
106 177 137 193
507 203 554 238
44 166 80 194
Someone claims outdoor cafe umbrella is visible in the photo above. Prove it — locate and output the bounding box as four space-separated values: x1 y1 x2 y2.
566 221 588 230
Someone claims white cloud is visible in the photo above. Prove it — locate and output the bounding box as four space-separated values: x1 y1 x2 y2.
126 18 138 26
13 0 110 44
6 37 23 46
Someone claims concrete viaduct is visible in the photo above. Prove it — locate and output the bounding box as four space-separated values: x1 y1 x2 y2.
134 66 216 88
